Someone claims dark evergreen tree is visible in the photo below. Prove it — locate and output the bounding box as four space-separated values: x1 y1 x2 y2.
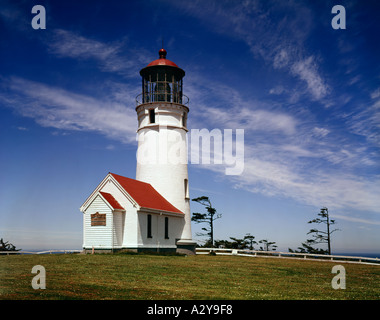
191 196 222 247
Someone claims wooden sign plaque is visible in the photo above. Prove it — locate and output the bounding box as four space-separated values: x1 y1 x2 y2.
91 212 106 226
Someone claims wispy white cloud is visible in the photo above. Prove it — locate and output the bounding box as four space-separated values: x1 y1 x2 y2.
204 106 298 136
168 0 330 102
330 214 380 226
49 29 121 61
312 127 330 138
47 29 151 78
291 56 330 101
347 98 380 147
183 71 380 216
269 85 285 95
208 144 380 215
0 77 138 143
370 87 380 99
186 74 298 136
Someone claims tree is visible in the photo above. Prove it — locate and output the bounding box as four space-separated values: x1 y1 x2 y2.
244 233 257 250
0 238 20 253
258 239 277 251
214 234 257 249
229 237 248 249
191 196 221 247
290 207 340 255
288 242 330 254
214 239 233 248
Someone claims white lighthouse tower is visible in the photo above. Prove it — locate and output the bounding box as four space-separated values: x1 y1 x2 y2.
80 48 196 254
135 48 195 252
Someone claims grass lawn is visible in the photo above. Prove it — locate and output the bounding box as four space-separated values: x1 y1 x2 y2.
0 253 379 300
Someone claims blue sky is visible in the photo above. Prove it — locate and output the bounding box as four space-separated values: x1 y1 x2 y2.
0 0 379 254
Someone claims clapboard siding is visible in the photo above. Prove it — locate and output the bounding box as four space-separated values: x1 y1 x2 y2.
83 195 113 248
113 211 125 247
137 211 183 248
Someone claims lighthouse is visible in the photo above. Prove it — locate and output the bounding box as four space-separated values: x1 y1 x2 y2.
136 48 195 251
80 48 196 254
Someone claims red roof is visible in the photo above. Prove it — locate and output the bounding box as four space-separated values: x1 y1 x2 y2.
145 48 179 68
110 173 183 214
147 58 179 68
99 191 124 210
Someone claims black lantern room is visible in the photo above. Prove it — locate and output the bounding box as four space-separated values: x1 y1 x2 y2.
137 49 187 105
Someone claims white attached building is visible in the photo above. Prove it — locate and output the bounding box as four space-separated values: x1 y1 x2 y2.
80 173 189 253
80 48 196 254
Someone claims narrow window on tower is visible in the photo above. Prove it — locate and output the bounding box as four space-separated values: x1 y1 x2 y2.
165 217 169 239
149 109 155 124
184 179 189 199
182 112 187 128
147 214 152 238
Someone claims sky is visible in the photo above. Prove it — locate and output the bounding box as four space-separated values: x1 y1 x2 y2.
0 0 379 254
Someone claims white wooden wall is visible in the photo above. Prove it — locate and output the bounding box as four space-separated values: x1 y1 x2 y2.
136 211 183 249
100 179 139 249
83 195 122 249
112 211 125 247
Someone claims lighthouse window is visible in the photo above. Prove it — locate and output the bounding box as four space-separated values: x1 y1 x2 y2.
165 217 169 239
147 214 152 238
149 109 155 124
184 179 189 199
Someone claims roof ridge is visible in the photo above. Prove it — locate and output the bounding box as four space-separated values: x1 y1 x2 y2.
109 172 183 214
109 172 151 186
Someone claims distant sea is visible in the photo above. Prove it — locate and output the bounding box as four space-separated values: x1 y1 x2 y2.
17 249 82 254
334 252 380 259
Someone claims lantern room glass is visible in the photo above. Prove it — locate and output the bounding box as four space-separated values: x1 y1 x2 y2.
142 69 183 104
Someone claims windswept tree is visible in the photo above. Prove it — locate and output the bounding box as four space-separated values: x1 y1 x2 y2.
307 207 339 255
290 207 340 255
258 239 277 251
244 233 257 250
191 196 221 247
289 241 330 255
214 238 241 249
229 237 248 249
214 234 257 249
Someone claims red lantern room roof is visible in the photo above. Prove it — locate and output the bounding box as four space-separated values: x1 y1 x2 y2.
140 48 185 78
146 48 179 68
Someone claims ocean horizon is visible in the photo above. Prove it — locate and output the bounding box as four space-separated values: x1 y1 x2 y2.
334 252 380 259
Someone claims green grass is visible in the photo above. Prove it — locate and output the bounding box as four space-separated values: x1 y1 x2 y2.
0 253 379 300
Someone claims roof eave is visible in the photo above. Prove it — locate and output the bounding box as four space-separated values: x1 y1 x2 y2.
138 207 184 217
139 64 185 78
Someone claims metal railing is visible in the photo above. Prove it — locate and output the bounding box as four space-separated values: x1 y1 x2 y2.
136 92 189 106
196 248 380 266
0 249 82 255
